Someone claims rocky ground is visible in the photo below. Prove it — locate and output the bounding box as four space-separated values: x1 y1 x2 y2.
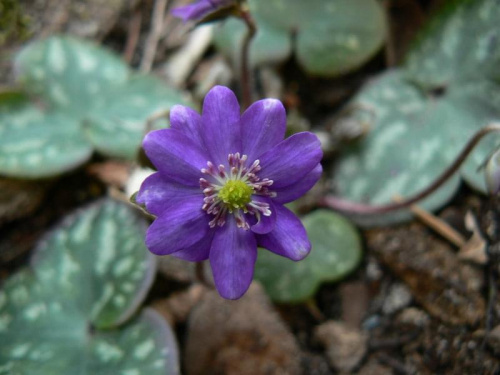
1 0 499 374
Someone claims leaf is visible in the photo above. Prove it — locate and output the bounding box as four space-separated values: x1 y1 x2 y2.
0 200 179 374
214 0 386 77
405 0 500 88
14 36 130 115
332 0 500 225
255 209 362 303
0 98 93 178
5 36 188 176
85 75 188 159
333 71 464 225
31 199 156 328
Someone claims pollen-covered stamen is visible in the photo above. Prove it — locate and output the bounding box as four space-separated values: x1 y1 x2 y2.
200 153 275 229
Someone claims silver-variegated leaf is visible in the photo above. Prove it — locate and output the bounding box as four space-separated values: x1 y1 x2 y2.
0 200 179 374
31 199 156 328
85 75 188 159
0 98 92 178
15 36 130 115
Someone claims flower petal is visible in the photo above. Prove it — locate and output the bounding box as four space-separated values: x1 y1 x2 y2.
145 195 210 255
170 105 206 151
136 172 201 216
171 232 214 261
201 86 241 166
241 99 286 161
256 204 310 261
257 132 322 189
273 163 322 204
143 128 209 186
171 1 214 22
249 196 276 234
209 218 257 299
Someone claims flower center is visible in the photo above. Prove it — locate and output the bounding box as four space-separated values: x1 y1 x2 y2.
199 153 275 230
218 180 253 209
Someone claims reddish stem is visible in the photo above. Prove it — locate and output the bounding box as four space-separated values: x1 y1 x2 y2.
322 124 500 215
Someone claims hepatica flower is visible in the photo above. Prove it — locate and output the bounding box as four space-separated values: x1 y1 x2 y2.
172 0 236 23
136 86 323 299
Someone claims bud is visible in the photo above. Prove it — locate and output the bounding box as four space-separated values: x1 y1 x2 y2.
485 149 500 195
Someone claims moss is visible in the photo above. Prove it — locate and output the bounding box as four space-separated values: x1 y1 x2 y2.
0 0 30 48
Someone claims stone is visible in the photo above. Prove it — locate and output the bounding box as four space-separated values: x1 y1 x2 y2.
314 321 368 373
185 282 302 375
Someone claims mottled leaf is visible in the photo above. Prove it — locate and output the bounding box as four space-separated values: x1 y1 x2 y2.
15 36 130 115
334 69 500 225
214 0 386 76
85 75 187 159
31 199 156 328
0 200 179 374
406 0 500 88
0 98 92 178
255 210 362 303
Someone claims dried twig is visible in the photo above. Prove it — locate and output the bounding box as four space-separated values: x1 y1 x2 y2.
140 0 169 72
123 8 143 63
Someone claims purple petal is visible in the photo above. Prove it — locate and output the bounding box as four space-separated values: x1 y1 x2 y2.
256 204 310 261
249 196 276 234
257 132 322 189
241 99 286 162
145 195 210 255
171 1 214 22
136 172 202 216
209 218 257 299
171 232 214 261
273 163 322 204
201 86 241 166
143 128 209 186
170 105 206 151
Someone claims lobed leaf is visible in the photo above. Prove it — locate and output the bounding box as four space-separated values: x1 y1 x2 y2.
0 98 92 178
214 0 386 77
0 199 179 374
255 209 362 303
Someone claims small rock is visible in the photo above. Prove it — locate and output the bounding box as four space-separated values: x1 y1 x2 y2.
314 321 368 373
487 325 500 355
357 358 393 375
396 307 430 328
382 283 412 315
185 283 302 375
152 284 206 326
340 281 370 328
367 224 485 325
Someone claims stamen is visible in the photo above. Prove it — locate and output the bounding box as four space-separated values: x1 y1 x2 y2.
200 153 275 230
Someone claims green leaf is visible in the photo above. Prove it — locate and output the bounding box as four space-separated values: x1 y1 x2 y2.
85 75 188 159
0 200 179 374
333 71 464 225
15 36 130 115
31 199 156 328
5 36 188 176
406 0 500 88
332 0 500 225
255 210 362 303
214 0 386 77
0 98 92 178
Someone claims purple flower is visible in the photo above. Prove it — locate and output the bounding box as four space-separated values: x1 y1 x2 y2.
171 0 235 23
136 86 323 299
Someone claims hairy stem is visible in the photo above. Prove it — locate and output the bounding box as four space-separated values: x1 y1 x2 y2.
239 6 257 109
323 123 500 215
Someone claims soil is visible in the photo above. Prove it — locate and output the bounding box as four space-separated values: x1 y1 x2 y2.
1 0 500 374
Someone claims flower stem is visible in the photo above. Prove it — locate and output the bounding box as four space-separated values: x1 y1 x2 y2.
238 5 257 109
322 123 500 215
